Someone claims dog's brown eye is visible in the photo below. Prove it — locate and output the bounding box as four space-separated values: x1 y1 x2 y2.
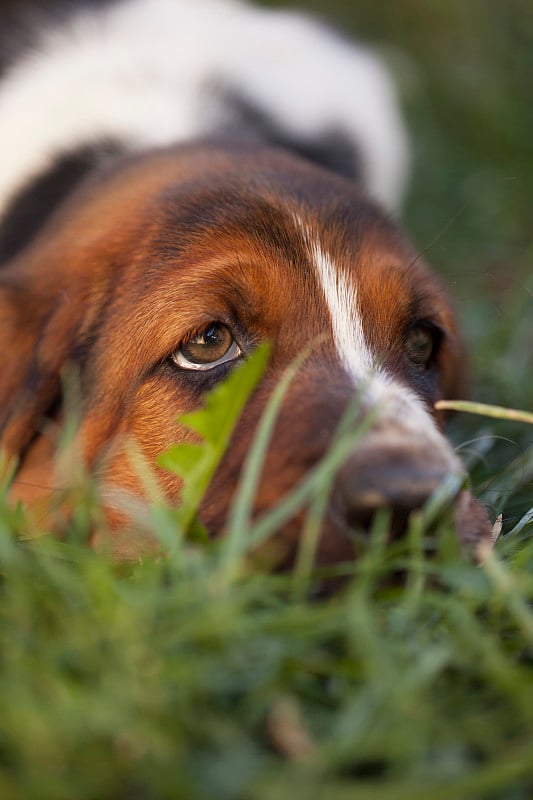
172 323 241 370
405 324 434 368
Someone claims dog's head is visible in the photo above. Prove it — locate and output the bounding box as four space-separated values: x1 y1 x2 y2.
0 141 492 560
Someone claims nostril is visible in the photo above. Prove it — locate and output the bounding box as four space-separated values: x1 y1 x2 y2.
353 476 444 512
334 458 453 536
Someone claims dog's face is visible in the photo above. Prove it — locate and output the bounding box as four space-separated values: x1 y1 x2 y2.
0 142 491 560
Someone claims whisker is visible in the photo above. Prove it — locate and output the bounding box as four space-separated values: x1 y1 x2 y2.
455 434 522 452
407 204 468 271
10 479 63 493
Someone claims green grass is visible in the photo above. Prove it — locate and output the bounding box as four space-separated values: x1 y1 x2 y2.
1 353 532 799
1 1 532 797
1 456 533 799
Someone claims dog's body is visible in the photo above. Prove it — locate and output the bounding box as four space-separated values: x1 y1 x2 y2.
0 0 492 561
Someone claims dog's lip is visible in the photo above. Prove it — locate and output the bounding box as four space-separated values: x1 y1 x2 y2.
345 477 459 513
453 490 496 553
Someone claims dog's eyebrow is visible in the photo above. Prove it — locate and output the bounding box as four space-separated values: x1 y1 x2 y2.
158 189 311 269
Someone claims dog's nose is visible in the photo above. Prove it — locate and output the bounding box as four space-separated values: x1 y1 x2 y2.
333 447 457 535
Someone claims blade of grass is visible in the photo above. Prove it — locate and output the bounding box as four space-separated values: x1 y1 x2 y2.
506 507 533 538
480 545 533 643
291 390 376 598
158 344 270 535
244 399 378 556
436 400 533 425
222 346 314 565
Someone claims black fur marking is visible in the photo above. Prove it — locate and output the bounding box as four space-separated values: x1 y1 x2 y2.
0 0 117 77
215 88 362 183
0 139 125 265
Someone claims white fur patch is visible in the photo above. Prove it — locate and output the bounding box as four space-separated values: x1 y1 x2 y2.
309 235 374 382
0 0 409 219
295 213 377 386
299 219 462 471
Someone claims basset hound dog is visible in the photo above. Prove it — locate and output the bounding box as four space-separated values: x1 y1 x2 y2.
0 0 492 563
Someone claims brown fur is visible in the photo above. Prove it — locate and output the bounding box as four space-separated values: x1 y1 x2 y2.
0 142 491 561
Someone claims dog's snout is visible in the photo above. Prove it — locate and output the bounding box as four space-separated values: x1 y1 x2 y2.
333 446 458 535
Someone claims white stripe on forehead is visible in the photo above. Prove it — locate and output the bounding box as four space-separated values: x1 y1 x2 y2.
295 216 461 467
310 236 375 382
294 214 377 384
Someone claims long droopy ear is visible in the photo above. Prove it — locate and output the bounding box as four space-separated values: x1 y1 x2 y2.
0 219 111 469
0 272 78 463
0 152 179 474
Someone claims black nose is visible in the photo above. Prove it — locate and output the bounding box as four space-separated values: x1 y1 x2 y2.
333 447 456 536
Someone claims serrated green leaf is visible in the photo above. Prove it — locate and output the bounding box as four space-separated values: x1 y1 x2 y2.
157 344 270 534
179 344 270 442
158 442 207 475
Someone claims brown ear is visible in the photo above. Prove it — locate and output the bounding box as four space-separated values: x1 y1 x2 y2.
0 153 171 474
0 267 81 463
